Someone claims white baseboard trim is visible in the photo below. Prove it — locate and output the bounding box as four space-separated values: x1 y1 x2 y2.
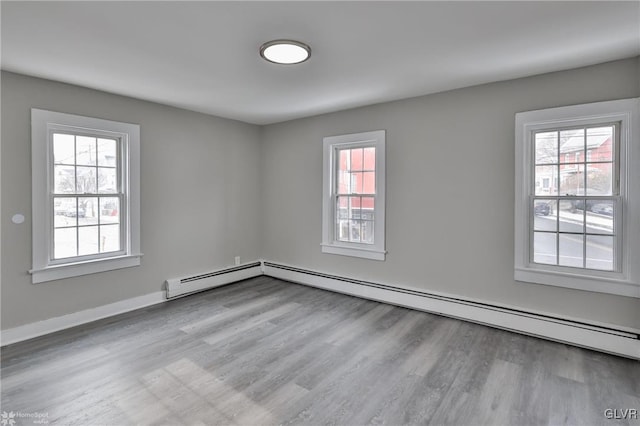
0 291 166 347
263 261 640 359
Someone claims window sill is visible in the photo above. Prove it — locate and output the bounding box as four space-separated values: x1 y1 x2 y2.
515 267 639 298
321 243 386 261
30 254 143 284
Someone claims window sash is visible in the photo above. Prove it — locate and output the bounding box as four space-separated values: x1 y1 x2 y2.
531 123 620 196
528 195 621 272
49 193 127 264
333 144 376 244
529 123 621 272
334 194 376 244
46 126 128 266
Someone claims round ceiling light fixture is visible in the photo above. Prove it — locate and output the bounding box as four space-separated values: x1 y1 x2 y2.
260 40 311 65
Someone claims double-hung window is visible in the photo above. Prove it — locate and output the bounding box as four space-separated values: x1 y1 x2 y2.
322 130 386 260
515 98 639 297
31 109 141 283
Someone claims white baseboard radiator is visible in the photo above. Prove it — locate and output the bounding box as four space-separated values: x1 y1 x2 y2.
165 261 263 299
262 261 640 359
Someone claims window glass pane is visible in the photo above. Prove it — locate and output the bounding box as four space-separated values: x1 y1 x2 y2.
351 172 363 194
586 162 613 196
98 167 117 193
586 235 614 271
78 226 99 256
337 220 349 241
361 221 374 244
586 127 613 162
100 197 120 224
363 147 375 170
558 200 583 233
76 166 97 193
533 200 556 231
78 197 98 226
586 201 614 235
534 165 557 195
100 224 121 253
337 170 350 194
349 220 362 242
361 197 375 221
534 131 558 164
559 129 584 164
76 136 97 166
97 138 117 167
559 164 585 196
53 134 75 165
351 148 363 171
349 196 362 219
339 149 349 170
54 228 77 259
54 197 77 228
533 232 557 265
559 233 583 267
336 196 348 220
363 172 375 194
54 165 75 194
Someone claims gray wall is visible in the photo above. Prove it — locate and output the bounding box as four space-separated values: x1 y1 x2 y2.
259 57 640 329
3 58 639 332
1 71 262 329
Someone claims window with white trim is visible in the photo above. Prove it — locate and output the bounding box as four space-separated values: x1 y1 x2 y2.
322 130 386 260
515 98 640 298
31 109 141 283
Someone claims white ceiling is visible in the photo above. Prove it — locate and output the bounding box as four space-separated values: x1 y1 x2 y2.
2 1 639 125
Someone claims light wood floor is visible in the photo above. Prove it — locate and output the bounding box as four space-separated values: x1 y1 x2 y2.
1 276 639 425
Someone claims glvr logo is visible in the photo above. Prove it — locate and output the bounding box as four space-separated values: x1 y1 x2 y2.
0 412 16 426
604 408 638 420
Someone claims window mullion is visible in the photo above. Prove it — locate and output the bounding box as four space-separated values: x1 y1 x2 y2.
75 197 80 257
97 195 102 254
614 122 621 196
582 202 587 268
555 214 560 265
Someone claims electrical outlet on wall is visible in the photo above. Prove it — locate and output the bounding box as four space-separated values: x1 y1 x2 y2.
235 256 241 266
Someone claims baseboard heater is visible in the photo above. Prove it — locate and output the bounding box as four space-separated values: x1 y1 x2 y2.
262 261 640 359
165 261 263 299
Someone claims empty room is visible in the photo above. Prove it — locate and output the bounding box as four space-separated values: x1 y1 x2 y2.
1 1 639 425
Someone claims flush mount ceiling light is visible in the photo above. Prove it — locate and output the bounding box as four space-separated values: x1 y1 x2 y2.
260 40 311 65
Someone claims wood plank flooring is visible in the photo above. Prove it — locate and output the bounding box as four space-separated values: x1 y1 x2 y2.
1 276 639 425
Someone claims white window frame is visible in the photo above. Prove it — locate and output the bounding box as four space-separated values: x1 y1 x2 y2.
31 109 141 283
515 98 640 298
322 130 386 260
